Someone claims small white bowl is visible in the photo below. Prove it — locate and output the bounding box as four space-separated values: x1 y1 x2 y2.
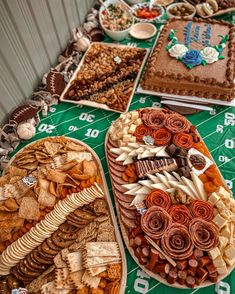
132 2 165 23
130 23 157 39
166 2 196 19
99 0 134 41
153 0 174 7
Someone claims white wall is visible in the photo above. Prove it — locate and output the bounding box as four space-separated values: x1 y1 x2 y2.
0 0 94 122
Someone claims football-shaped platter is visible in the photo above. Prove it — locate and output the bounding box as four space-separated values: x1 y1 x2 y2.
105 107 235 289
0 137 126 293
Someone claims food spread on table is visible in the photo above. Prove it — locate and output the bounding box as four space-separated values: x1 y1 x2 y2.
61 43 148 112
168 4 195 17
133 5 161 20
101 3 133 31
105 108 235 288
0 137 125 293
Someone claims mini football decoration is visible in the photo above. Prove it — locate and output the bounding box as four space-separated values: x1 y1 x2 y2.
9 105 39 124
46 71 66 97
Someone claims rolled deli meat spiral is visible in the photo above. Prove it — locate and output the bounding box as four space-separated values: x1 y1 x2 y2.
141 109 166 129
188 200 214 222
189 218 219 251
173 133 193 150
168 205 192 226
164 113 190 133
141 206 172 239
145 189 171 211
152 128 171 146
134 124 151 142
161 223 194 260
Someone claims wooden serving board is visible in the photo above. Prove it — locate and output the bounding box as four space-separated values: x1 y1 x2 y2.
60 42 149 113
105 107 234 289
183 0 235 18
3 136 127 293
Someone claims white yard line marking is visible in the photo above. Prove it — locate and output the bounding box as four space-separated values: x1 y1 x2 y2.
147 282 161 293
127 266 139 275
196 107 231 127
190 288 199 294
40 105 80 121
218 155 235 168
61 112 116 136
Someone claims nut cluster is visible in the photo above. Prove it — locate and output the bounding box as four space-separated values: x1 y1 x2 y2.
64 44 146 112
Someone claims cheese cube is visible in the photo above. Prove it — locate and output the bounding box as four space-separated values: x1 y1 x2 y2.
208 247 221 260
217 265 228 275
208 192 220 206
224 244 235 260
130 136 136 143
128 124 136 134
213 214 228 229
220 208 231 220
134 118 142 125
123 135 132 143
124 118 131 125
216 200 226 211
131 111 139 120
223 255 235 267
213 255 226 268
221 225 231 239
118 140 126 147
216 186 231 200
219 236 229 250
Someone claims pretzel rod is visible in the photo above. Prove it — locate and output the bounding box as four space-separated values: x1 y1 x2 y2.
145 235 177 267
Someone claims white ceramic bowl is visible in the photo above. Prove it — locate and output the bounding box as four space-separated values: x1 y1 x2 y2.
99 0 134 41
130 23 157 39
166 2 196 19
132 2 165 23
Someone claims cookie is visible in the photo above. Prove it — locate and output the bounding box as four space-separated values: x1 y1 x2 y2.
58 222 79 234
38 244 55 259
46 237 62 251
25 254 47 271
32 250 54 265
51 231 75 248
72 209 96 220
18 260 43 277
11 265 33 283
41 241 60 256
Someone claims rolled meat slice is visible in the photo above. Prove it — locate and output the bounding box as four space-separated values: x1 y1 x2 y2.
188 200 214 222
168 204 192 226
141 109 166 129
152 128 171 146
134 124 152 142
189 218 219 251
145 189 171 211
141 206 172 239
161 223 194 260
164 113 190 134
173 133 193 150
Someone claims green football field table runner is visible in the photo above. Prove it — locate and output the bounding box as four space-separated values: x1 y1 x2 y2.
12 9 235 294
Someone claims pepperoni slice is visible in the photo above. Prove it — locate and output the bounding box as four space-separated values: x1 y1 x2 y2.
173 133 193 150
189 218 219 251
134 124 152 142
168 204 192 226
145 189 171 211
161 223 194 260
152 128 171 146
164 113 190 134
188 200 214 222
141 206 172 239
141 109 166 129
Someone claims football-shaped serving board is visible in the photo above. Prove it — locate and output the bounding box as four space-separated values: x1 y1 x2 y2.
105 107 235 289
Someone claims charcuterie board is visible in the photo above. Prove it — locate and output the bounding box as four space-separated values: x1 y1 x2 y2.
0 136 126 293
105 107 235 289
60 42 149 113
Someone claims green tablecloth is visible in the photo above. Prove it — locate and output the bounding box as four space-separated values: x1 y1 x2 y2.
13 11 235 294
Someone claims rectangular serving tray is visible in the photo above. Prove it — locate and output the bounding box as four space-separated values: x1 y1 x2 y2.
60 42 149 113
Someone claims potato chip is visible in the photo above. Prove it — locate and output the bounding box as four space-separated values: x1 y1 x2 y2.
18 196 40 220
65 142 86 152
59 160 78 172
49 181 58 197
38 189 56 207
0 228 12 242
0 217 24 228
47 170 67 184
44 141 63 156
0 175 10 187
7 166 27 178
9 176 22 184
83 160 97 177
3 198 19 211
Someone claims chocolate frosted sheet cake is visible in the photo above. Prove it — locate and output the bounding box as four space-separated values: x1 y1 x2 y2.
141 18 235 101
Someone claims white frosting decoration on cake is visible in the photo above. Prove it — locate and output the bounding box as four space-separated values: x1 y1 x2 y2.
169 44 188 58
200 47 219 64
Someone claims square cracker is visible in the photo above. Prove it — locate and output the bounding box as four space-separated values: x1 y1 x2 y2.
66 251 83 273
86 242 119 257
82 270 100 289
19 196 40 220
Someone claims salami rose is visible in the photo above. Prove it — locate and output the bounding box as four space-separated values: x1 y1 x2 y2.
141 109 166 129
141 206 172 239
134 124 152 142
145 189 171 211
168 205 192 226
152 128 171 146
173 133 193 150
188 200 214 222
161 223 194 260
189 218 219 251
164 113 190 134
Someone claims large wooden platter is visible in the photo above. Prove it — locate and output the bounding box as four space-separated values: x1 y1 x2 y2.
105 107 235 289
0 136 126 293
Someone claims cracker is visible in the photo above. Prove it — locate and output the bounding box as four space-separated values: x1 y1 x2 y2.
41 281 70 294
68 270 85 290
55 268 70 289
82 160 97 177
82 270 100 289
2 198 19 211
107 263 121 281
86 242 119 257
18 196 40 220
84 256 121 268
38 188 56 207
7 166 27 178
96 231 116 242
54 253 67 269
65 142 86 152
88 266 107 277
27 265 55 293
44 141 62 156
0 175 10 186
47 170 67 184
66 251 83 273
